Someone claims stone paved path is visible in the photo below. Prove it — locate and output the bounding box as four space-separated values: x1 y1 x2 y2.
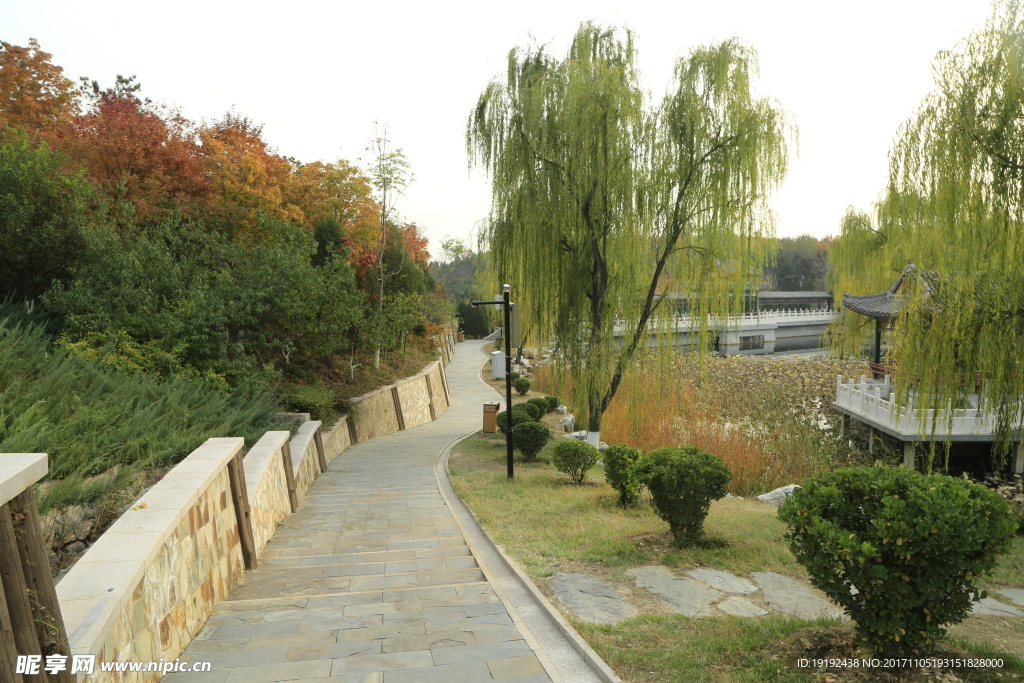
167 341 555 683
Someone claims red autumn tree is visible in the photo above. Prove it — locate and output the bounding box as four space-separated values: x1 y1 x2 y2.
56 77 211 223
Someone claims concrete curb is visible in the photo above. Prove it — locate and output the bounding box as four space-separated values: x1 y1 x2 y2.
431 359 623 683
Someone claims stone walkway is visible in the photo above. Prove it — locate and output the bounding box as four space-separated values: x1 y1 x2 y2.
167 341 559 683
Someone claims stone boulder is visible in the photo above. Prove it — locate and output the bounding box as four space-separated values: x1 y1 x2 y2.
756 484 801 506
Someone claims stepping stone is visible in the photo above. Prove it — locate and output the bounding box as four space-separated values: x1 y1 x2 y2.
971 597 1023 617
550 573 638 624
716 596 767 617
996 588 1024 607
751 571 844 620
626 566 720 617
686 569 758 594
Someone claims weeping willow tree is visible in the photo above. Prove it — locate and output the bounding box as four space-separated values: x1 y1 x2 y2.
830 0 1024 446
468 23 790 443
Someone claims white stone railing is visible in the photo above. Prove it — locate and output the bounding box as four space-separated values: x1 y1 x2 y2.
613 308 838 335
835 375 999 436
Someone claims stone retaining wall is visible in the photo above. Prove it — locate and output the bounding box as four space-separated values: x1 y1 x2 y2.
54 343 457 682
350 359 450 442
243 431 292 558
56 439 246 683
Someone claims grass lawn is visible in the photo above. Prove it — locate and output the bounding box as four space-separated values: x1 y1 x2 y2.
449 415 1024 683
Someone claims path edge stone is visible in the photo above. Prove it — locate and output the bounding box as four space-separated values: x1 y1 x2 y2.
435 429 623 683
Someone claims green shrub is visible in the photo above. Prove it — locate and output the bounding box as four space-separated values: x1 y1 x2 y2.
527 397 550 416
517 401 541 420
778 467 1018 657
282 385 336 420
513 421 550 461
508 371 520 382
604 444 643 507
513 377 532 396
496 408 534 434
545 395 560 412
635 446 732 547
552 440 599 485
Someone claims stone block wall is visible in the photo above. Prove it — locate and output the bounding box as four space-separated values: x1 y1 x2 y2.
243 431 292 557
321 415 352 462
350 360 450 442
352 386 402 441
57 438 245 683
53 341 458 683
289 420 323 503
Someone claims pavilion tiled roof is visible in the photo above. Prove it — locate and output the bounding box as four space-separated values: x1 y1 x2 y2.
841 264 932 320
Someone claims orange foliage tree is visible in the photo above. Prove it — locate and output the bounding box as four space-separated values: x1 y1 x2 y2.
0 39 77 131
199 112 303 234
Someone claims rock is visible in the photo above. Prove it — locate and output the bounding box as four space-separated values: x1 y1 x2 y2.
716 596 767 617
971 597 1023 617
996 588 1024 607
686 569 758 594
756 484 801 507
568 431 588 441
550 573 638 624
751 571 845 620
561 415 576 432
626 566 721 617
557 405 568 415
598 442 608 451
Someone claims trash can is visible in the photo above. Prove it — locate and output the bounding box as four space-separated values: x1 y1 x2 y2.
482 401 501 433
458 330 465 342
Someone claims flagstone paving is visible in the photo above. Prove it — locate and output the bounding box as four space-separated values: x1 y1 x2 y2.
165 341 555 683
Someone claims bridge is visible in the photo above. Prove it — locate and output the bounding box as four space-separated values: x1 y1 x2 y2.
613 308 839 355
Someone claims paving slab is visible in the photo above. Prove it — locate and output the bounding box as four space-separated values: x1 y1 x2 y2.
627 565 721 617
995 588 1024 607
716 596 767 617
166 341 580 683
971 597 1024 617
686 569 758 594
550 573 638 624
751 571 845 620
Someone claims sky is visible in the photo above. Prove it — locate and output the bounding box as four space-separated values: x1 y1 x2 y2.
0 0 995 255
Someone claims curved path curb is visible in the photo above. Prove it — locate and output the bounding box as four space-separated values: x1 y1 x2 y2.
435 433 621 683
167 339 611 683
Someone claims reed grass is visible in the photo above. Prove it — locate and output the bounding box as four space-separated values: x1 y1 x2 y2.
533 354 870 497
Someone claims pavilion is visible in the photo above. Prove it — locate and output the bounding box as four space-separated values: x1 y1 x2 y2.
831 265 1024 474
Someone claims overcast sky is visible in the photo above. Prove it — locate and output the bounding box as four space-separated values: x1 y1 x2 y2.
1 0 994 255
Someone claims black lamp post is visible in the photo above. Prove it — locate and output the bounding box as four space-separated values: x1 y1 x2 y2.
471 284 515 479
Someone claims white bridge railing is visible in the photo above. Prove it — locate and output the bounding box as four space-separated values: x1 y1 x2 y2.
613 308 838 335
835 375 999 436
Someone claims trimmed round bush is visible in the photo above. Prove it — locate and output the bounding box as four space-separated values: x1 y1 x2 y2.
604 444 643 507
527 397 550 416
552 440 599 485
635 446 731 547
516 401 541 420
495 408 534 434
282 385 335 420
513 377 532 396
778 466 1018 657
544 395 560 412
507 370 519 382
513 421 550 461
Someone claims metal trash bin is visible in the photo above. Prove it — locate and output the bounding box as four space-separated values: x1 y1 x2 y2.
482 401 501 433
458 330 465 342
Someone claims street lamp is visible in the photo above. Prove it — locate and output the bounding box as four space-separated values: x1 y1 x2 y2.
471 284 516 479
